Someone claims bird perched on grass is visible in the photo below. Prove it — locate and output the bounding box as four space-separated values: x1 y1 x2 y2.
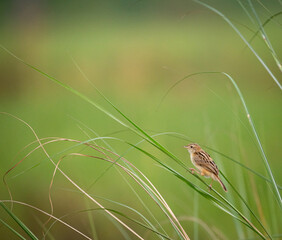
184 143 227 192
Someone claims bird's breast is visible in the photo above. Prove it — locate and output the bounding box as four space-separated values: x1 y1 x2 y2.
190 154 198 167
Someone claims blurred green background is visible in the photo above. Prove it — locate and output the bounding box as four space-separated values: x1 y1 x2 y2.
0 0 281 239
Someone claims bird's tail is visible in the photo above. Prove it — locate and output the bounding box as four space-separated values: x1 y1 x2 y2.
216 176 227 192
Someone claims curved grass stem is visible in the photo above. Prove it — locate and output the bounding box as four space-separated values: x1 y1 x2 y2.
158 71 281 208
190 0 281 89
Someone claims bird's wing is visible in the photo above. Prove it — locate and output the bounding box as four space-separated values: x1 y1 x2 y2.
193 151 219 175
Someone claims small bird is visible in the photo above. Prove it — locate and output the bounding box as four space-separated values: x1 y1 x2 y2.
184 143 227 192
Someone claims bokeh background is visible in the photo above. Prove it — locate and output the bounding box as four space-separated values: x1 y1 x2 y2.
0 0 281 239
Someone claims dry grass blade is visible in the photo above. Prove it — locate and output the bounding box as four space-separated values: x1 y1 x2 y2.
3 132 188 239
1 113 144 240
49 149 189 240
0 200 92 240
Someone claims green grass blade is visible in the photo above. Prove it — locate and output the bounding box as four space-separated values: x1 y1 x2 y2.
1 47 270 239
0 218 26 240
27 131 270 239
2 46 190 179
159 71 281 207
236 0 282 70
221 72 281 207
11 114 268 239
91 129 282 190
109 209 173 240
23 133 181 238
128 144 267 239
193 192 199 240
84 200 99 240
46 207 173 240
204 146 282 190
157 131 282 190
247 11 282 46
1 46 186 171
0 202 38 240
34 216 56 240
220 172 271 239
246 0 281 71
125 131 273 238
58 128 168 239
106 215 131 240
191 0 281 89
236 0 256 24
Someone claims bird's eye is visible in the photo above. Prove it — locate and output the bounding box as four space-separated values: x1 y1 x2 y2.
190 146 193 148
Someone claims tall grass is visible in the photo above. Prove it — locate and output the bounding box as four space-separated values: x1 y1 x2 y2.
1 1 281 239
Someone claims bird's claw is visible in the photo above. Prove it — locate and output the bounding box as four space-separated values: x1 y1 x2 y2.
208 184 213 192
189 168 200 175
190 168 196 174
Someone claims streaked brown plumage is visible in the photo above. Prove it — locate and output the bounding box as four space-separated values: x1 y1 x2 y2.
184 143 227 192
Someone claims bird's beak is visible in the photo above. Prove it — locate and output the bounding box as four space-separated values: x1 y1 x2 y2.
184 145 188 149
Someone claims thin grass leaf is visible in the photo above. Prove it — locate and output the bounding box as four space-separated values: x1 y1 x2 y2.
247 11 282 46
205 147 282 191
236 1 282 71
0 202 38 240
4 113 270 239
72 129 282 190
190 0 281 89
84 200 99 240
59 138 168 240
61 152 188 240
45 207 172 240
109 209 172 240
106 214 132 240
158 71 281 207
0 49 193 239
1 48 272 239
1 200 92 240
34 216 56 240
9 131 268 238
62 187 170 240
220 172 271 239
0 218 26 240
10 119 268 239
236 0 256 23
155 131 282 190
247 0 281 71
1 115 144 240
24 136 183 239
0 46 188 171
177 216 218 240
128 144 267 239
193 192 199 240
272 234 282 239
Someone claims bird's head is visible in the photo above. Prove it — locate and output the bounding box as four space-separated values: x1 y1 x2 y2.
184 143 201 153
